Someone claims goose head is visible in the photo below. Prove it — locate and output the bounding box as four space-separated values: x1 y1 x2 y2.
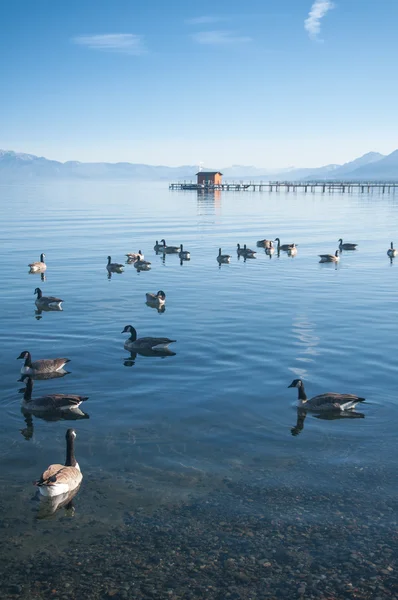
157 290 166 300
160 239 166 246
34 287 42 298
288 379 303 389
237 243 241 250
338 238 343 244
107 256 112 264
17 350 31 361
40 253 46 262
121 325 137 341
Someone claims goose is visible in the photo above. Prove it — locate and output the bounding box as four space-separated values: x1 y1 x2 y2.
35 428 82 497
265 245 275 256
288 378 365 412
154 240 166 251
237 243 256 257
17 351 70 375
29 253 46 272
217 248 231 263
288 244 298 256
34 287 63 309
257 239 273 249
319 250 340 263
121 325 176 351
387 242 397 258
21 377 88 413
274 238 296 252
338 238 357 251
106 256 124 273
134 257 151 271
159 239 180 254
146 290 166 306
126 250 144 261
179 244 191 260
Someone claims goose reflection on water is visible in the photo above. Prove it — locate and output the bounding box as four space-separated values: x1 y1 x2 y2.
291 407 365 437
19 368 71 382
34 485 80 520
123 347 176 367
20 408 89 441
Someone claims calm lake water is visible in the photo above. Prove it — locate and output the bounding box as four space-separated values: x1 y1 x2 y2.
1 181 398 599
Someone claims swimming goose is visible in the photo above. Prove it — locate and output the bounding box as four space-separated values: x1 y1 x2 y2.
34 288 63 309
338 238 358 250
134 257 151 270
387 242 397 258
179 244 191 260
21 377 88 413
35 428 82 497
17 351 70 375
154 240 166 251
288 244 298 256
319 250 340 263
121 325 176 351
106 256 124 273
237 243 256 257
146 290 166 306
274 238 296 252
159 239 180 254
29 253 47 272
217 248 231 263
288 378 365 412
256 239 274 249
126 250 144 261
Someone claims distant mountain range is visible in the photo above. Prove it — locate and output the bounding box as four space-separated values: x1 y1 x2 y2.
0 149 397 182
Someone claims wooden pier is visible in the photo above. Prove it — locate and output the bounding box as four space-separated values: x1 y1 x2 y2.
169 181 398 193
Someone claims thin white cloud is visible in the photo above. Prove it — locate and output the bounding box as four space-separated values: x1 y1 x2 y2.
192 30 252 45
186 16 222 25
304 0 334 41
72 34 146 55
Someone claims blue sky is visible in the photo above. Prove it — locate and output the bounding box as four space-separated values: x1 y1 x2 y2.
1 0 397 168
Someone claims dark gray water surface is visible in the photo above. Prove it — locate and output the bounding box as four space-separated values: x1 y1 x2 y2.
0 182 397 599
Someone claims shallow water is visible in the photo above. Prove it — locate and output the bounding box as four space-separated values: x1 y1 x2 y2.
1 181 398 597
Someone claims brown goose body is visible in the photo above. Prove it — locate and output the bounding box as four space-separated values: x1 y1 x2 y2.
21 377 88 413
18 350 70 375
29 253 47 272
36 429 82 497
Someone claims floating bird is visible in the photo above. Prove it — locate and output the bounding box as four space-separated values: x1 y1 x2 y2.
34 287 63 310
154 240 166 251
288 244 298 256
217 248 231 263
159 239 180 254
146 290 166 307
338 238 358 251
126 250 144 261
134 257 151 271
17 351 70 375
319 250 340 263
121 325 176 351
274 238 296 252
257 239 273 249
106 256 124 273
179 244 191 260
237 243 256 257
29 253 46 273
35 428 82 497
20 377 88 413
288 378 365 412
387 242 397 258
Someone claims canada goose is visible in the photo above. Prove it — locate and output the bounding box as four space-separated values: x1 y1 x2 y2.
121 325 176 351
106 256 124 273
35 428 82 497
274 238 296 252
179 244 191 260
134 257 151 271
256 239 273 248
146 290 166 306
288 244 298 256
34 288 63 309
319 250 340 263
217 248 231 263
29 253 46 272
159 239 180 254
21 377 88 413
154 240 166 251
237 243 256 257
17 351 70 375
126 250 144 261
387 242 397 258
338 238 357 250
265 245 275 256
288 378 365 412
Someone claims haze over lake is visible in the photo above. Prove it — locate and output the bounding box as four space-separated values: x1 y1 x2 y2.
1 181 397 598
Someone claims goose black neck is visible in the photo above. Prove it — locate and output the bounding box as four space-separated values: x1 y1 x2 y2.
24 378 33 402
129 328 137 342
298 383 307 401
65 437 77 467
36 288 42 299
24 352 32 367
40 253 45 262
